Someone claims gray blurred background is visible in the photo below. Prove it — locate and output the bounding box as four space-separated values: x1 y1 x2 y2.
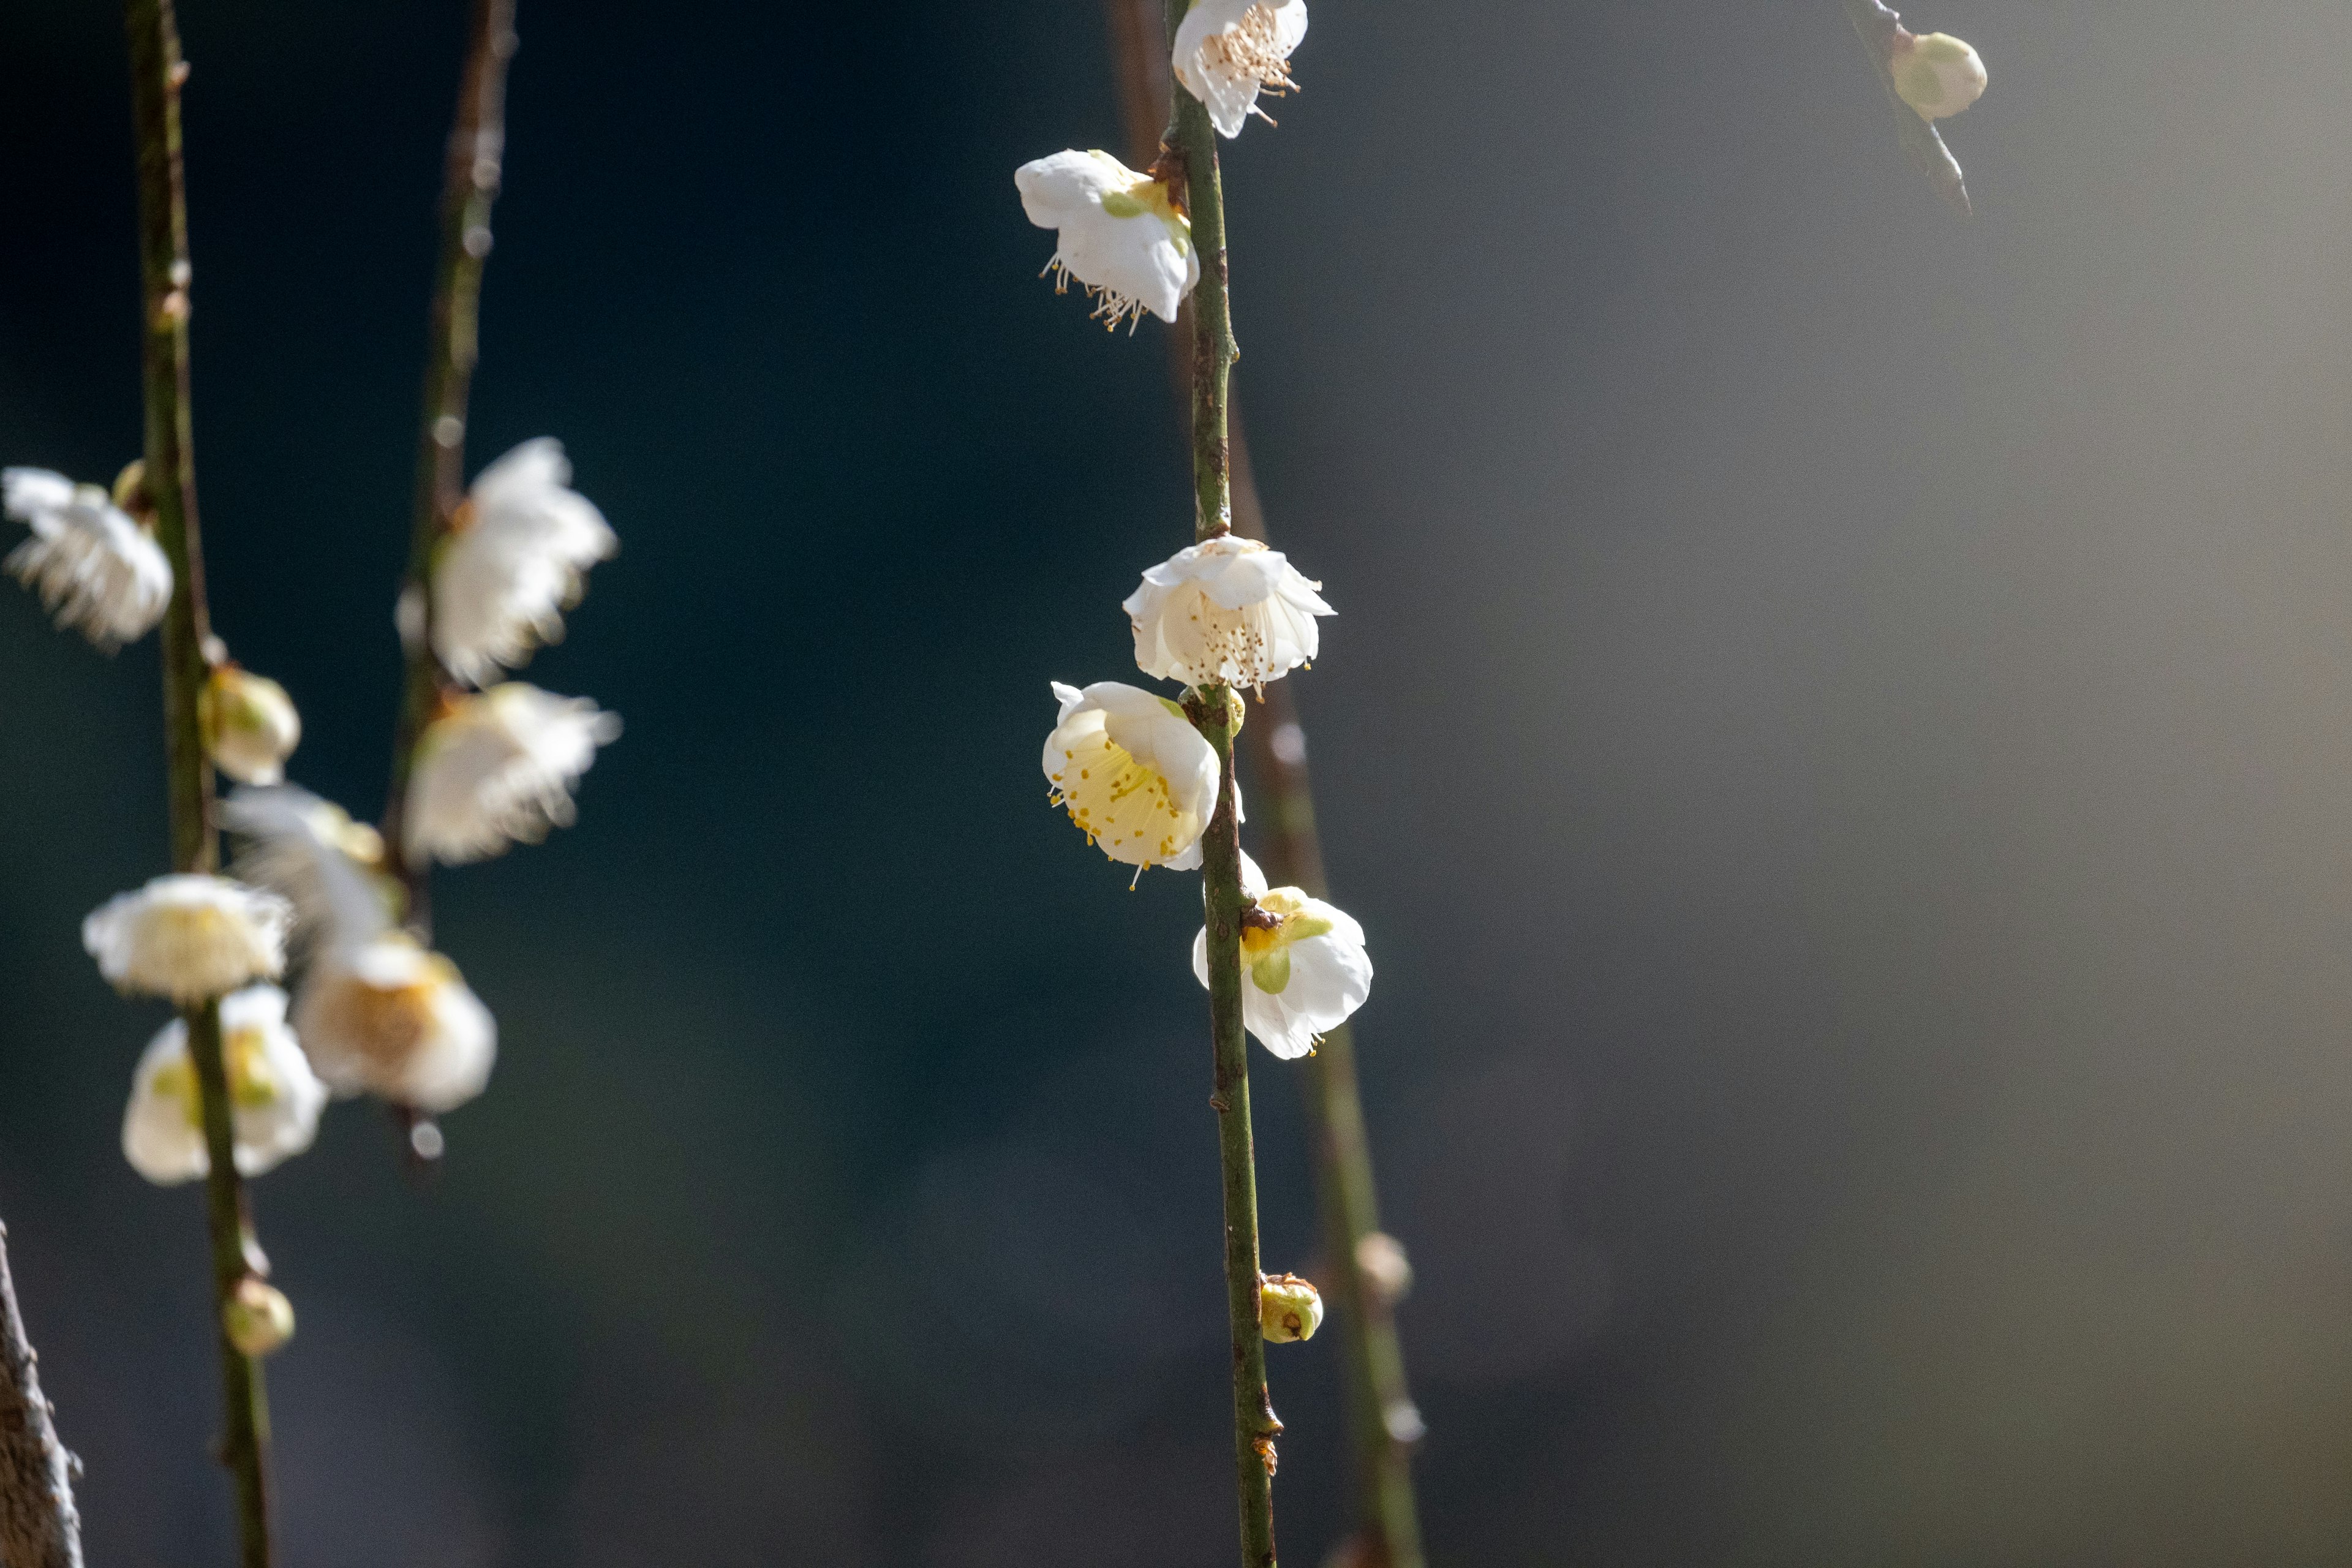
5 0 2352 1562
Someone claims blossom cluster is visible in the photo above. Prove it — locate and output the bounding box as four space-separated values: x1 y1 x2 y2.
1014 0 1308 331
8 439 619 1187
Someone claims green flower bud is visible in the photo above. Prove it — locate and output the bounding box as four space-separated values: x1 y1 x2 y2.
222 1276 295 1359
1259 1272 1323 1343
201 665 301 786
1891 31 1987 122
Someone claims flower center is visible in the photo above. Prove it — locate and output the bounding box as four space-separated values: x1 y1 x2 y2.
1239 889 1335 993
1049 726 1199 868
1202 4 1298 100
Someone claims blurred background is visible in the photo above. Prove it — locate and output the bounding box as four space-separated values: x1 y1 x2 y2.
4 0 2352 1562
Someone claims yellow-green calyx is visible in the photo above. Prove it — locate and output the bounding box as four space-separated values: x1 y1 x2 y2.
1241 889 1335 995
1097 169 1193 257
1259 1272 1324 1343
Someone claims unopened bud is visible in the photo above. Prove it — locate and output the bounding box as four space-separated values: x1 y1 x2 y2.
1354 1231 1414 1304
201 665 301 786
222 1277 294 1358
1891 31 1986 122
111 459 149 514
1259 1272 1323 1343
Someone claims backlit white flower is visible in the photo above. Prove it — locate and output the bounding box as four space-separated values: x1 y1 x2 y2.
83 875 292 1005
405 683 620 865
292 935 496 1113
1191 852 1370 1058
3 467 172 650
1016 150 1199 332
1891 31 1986 121
121 984 327 1186
1174 0 1308 138
431 438 617 686
1125 533 1332 690
201 666 302 786
221 786 397 958
1044 680 1222 872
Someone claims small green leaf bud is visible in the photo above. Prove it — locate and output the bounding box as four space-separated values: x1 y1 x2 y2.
222 1276 295 1359
1259 1272 1323 1343
1891 31 1987 123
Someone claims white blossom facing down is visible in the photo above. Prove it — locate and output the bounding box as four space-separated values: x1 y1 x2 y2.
405 683 620 865
1125 533 1332 690
1891 31 1986 121
431 439 617 686
221 786 396 959
1191 851 1370 1059
1174 0 1308 138
292 935 496 1114
202 666 302 786
3 467 172 650
121 984 327 1186
1044 680 1223 872
1016 150 1199 331
83 875 292 1005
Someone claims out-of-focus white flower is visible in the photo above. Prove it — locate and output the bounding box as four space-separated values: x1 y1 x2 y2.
83 875 291 1005
1891 31 1986 121
201 665 302 786
1125 533 1332 691
405 683 620 865
1016 150 1199 331
2 467 172 650
1174 0 1308 138
222 1278 295 1358
121 984 327 1185
1191 851 1369 1058
1044 680 1223 872
292 935 496 1113
221 786 396 959
431 439 617 686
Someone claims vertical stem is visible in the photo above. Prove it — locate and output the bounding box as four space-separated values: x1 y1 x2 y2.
1167 9 1276 1564
1109 5 1425 1561
0 1219 83 1568
381 0 519 933
124 5 275 1565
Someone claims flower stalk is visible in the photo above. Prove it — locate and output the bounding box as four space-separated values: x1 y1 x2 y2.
1836 0 1971 216
0 1219 82 1568
1164 9 1280 1561
382 0 520 933
125 3 276 1562
1111 2 1426 1561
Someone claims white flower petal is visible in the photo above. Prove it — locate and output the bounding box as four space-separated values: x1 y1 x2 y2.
122 984 328 1186
3 469 173 650
405 683 620 865
1016 149 1200 330
221 785 396 958
83 875 292 1005
1124 533 1333 688
1191 877 1370 1059
1173 0 1308 139
1042 680 1220 871
292 937 497 1114
431 438 617 687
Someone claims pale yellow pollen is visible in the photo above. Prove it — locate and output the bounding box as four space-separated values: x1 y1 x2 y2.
1202 4 1300 119
1048 723 1199 868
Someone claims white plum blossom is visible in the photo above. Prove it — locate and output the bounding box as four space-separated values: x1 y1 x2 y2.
292 935 496 1114
1174 0 1308 138
202 666 302 786
1125 533 1332 690
221 786 396 959
429 438 617 686
1016 149 1199 331
1044 680 1223 872
3 467 172 650
83 874 292 1005
121 984 327 1185
1891 31 1986 121
405 682 620 865
1191 852 1370 1059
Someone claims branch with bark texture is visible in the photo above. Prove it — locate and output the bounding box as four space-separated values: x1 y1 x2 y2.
0 1221 81 1568
1838 0 1971 216
1107 3 1426 1561
126 4 281 1564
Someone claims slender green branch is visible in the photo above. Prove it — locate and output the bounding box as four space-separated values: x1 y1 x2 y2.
0 1219 82 1568
382 0 520 935
1165 9 1277 1562
125 5 276 1563
1107 4 1425 1560
1837 0 1970 216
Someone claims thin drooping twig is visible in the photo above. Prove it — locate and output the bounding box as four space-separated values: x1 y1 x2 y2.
1162 9 1280 1564
381 0 520 936
1838 0 1971 216
1106 5 1425 1562
126 4 277 1563
0 1220 83 1568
